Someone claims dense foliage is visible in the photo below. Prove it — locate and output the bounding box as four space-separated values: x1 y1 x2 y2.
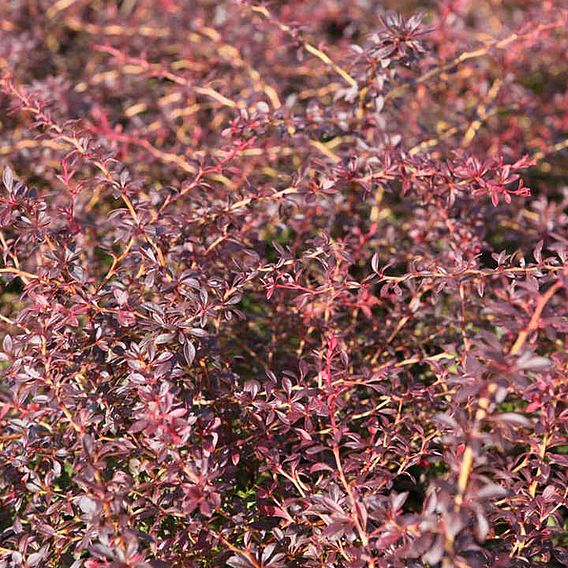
0 1 567 566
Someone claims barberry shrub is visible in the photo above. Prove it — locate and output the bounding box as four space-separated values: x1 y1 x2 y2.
0 1 567 567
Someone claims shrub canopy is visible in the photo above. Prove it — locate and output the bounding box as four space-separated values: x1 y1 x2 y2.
0 1 567 567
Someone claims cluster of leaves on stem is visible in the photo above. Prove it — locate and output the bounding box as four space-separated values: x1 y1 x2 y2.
0 1 567 567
